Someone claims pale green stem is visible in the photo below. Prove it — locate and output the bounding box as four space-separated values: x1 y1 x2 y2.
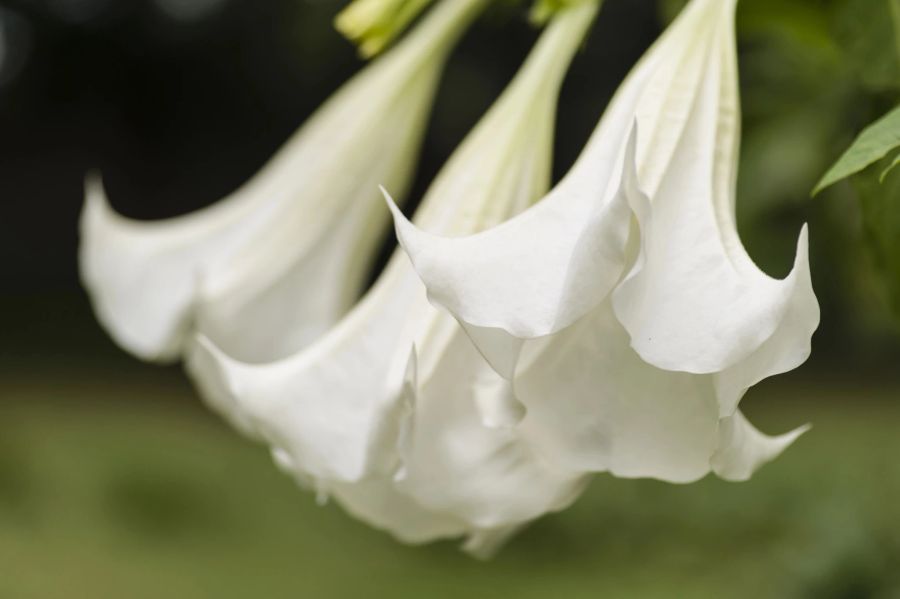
336 0 438 57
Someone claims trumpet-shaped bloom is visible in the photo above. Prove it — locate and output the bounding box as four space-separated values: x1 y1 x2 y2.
391 0 819 482
79 0 485 364
188 1 598 554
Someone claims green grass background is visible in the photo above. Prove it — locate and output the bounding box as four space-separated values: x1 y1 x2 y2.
2 362 899 598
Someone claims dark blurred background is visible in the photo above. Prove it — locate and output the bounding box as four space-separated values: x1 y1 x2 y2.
1 0 899 596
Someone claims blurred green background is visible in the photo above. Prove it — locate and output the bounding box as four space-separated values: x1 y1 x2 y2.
1 0 899 596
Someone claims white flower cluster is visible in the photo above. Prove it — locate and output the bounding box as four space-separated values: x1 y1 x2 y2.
80 0 818 556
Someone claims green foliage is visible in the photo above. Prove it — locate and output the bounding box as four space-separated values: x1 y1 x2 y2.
882 152 900 183
892 0 900 61
833 0 900 92
3 374 900 598
855 157 900 318
813 105 900 195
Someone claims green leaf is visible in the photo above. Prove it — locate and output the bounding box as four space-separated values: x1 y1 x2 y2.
813 104 900 196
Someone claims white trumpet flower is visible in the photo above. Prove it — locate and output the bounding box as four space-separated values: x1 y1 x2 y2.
391 0 818 482
188 0 599 555
79 0 485 364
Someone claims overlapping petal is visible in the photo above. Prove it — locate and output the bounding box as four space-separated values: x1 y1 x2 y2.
188 1 598 553
392 0 815 482
80 0 485 363
391 0 818 414
397 318 588 530
390 0 726 364
514 300 720 483
512 297 808 483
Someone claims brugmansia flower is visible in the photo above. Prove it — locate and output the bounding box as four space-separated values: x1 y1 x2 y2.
188 0 599 556
79 0 485 364
391 0 819 482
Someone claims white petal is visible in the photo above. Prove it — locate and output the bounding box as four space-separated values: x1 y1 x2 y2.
185 7 601 556
328 478 469 545
713 228 819 415
397 319 588 530
711 411 809 481
391 0 738 376
192 97 429 363
471 370 526 429
186 261 422 482
186 332 262 441
80 0 485 363
389 98 638 340
389 128 638 374
268 444 470 544
515 301 720 483
80 174 252 362
187 0 596 485
612 1 818 383
461 525 527 560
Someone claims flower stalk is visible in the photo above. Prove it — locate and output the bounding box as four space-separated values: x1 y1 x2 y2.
336 0 435 57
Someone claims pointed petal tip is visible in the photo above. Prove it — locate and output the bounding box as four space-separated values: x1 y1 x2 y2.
83 170 103 199
190 333 246 398
792 222 820 327
382 184 422 250
782 224 814 289
713 416 810 483
270 447 296 474
189 333 227 380
78 171 193 364
80 172 137 231
780 421 812 445
796 223 810 253
461 528 517 560
193 332 255 378
80 172 111 228
380 185 403 218
382 184 423 252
